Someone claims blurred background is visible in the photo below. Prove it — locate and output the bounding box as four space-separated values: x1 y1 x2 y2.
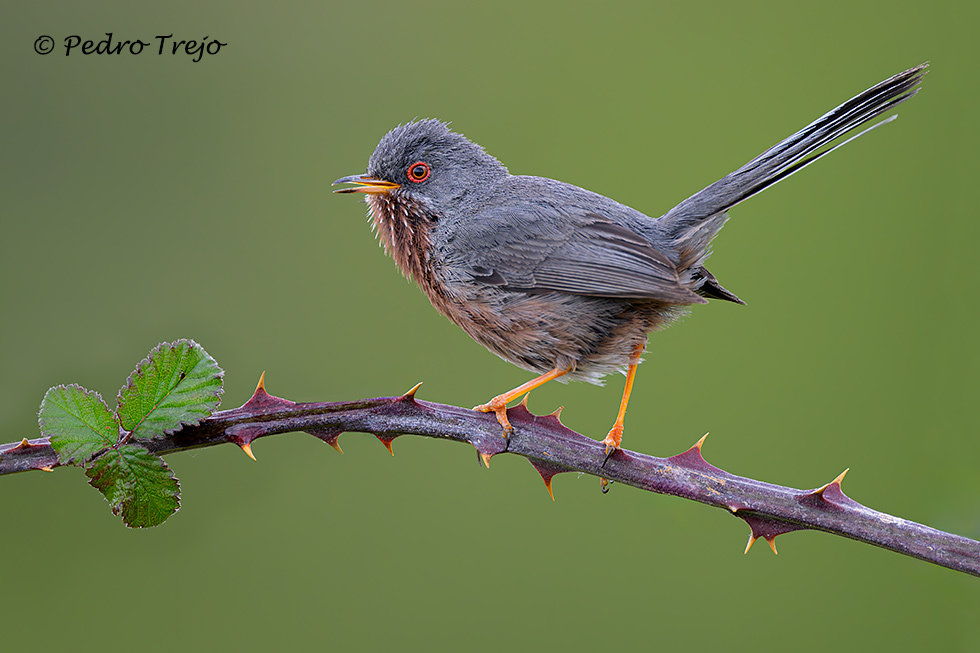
2 1 977 650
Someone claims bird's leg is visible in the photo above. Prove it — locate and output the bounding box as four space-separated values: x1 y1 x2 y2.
601 343 645 457
474 367 570 437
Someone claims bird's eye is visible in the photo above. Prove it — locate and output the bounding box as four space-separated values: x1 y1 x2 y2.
407 161 431 183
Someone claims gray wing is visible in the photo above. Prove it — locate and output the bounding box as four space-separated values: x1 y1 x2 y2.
438 183 706 304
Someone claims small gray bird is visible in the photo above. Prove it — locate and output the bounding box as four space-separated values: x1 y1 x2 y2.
334 64 926 454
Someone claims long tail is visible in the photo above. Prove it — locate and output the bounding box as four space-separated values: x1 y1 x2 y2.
662 63 927 272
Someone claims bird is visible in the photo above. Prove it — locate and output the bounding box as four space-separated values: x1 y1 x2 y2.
334 64 926 455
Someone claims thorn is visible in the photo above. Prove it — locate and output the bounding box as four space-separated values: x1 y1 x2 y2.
480 452 492 469
744 534 757 554
240 442 256 461
694 432 709 451
832 468 850 486
518 393 530 408
39 466 54 473
528 459 567 500
549 406 564 420
375 434 398 455
306 427 344 454
741 515 799 554
402 381 423 399
240 374 294 410
813 467 851 496
667 433 723 474
9 438 40 452
543 476 555 501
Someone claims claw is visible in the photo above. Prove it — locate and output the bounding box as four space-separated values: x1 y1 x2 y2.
602 441 620 462
600 424 623 466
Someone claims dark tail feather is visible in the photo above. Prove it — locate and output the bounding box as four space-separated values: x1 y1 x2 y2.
662 63 927 270
693 267 746 305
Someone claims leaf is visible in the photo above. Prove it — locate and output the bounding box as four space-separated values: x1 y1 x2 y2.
117 339 223 440
85 444 180 528
39 385 119 464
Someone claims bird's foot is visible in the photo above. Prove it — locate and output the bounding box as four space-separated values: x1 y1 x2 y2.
601 424 623 466
474 395 514 439
472 367 569 439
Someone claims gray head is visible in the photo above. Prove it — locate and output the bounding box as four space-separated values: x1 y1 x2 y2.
333 120 508 215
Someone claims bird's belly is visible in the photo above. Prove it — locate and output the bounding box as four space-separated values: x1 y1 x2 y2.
426 281 683 384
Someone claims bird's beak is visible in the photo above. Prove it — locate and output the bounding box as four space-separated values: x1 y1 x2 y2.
332 174 401 194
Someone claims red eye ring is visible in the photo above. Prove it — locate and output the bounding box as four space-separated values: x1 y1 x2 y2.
407 161 431 183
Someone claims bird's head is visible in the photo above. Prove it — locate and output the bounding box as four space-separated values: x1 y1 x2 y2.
333 119 508 217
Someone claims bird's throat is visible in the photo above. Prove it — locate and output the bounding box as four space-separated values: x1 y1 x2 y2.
365 193 438 290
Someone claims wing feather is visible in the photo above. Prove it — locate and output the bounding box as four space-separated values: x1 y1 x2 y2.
440 193 705 304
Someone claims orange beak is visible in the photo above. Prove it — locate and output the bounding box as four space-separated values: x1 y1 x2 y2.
332 174 401 194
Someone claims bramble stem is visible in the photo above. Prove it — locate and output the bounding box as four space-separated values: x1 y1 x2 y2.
4 384 978 576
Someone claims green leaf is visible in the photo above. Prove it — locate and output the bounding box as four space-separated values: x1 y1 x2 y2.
85 444 180 528
117 339 223 440
40 384 119 464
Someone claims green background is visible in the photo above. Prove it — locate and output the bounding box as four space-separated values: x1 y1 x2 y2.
3 1 977 650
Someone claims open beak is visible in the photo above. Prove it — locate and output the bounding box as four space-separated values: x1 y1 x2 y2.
332 174 401 194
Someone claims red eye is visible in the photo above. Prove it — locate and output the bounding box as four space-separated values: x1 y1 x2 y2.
407 161 431 183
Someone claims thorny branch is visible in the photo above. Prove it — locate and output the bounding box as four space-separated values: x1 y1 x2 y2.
3 376 978 576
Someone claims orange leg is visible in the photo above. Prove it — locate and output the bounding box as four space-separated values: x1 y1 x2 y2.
475 367 570 437
601 343 645 455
